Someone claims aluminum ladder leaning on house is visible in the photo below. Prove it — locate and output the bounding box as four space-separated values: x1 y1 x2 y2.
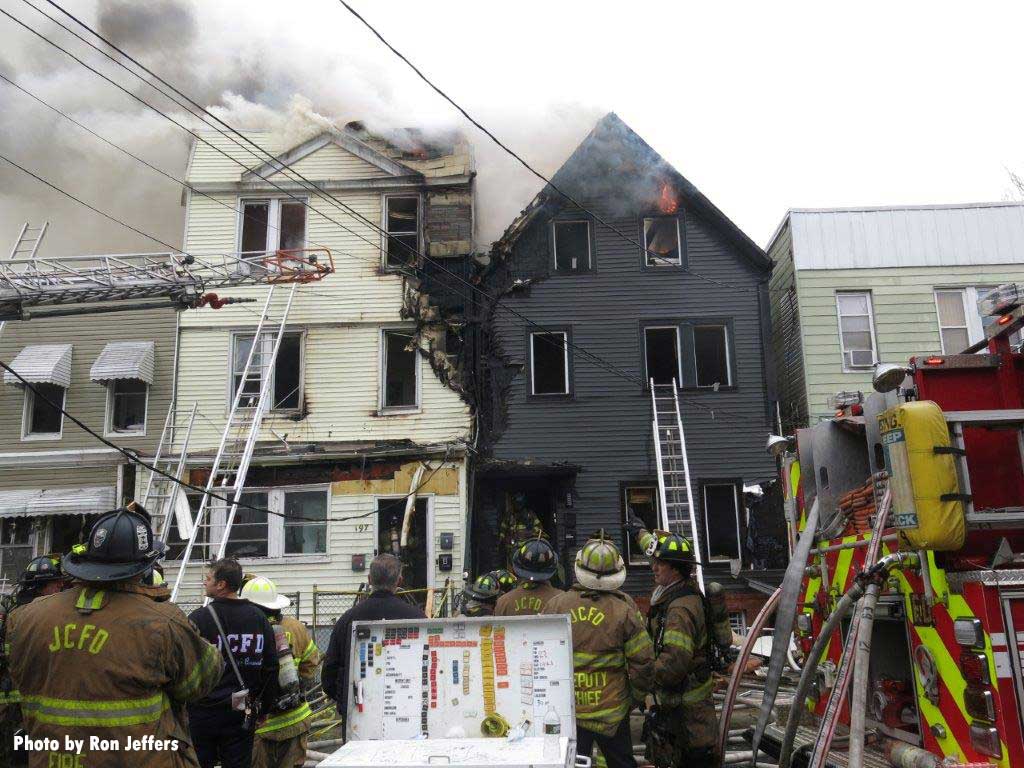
650 379 704 591
170 284 299 602
142 402 200 542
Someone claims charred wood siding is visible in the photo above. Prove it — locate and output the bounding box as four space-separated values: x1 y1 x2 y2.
486 198 775 590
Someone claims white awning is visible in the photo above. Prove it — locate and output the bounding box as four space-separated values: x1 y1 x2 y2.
3 344 72 388
90 341 155 384
0 486 115 518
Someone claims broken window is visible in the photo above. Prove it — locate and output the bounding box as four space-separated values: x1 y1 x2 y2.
553 221 591 271
644 327 680 386
50 514 101 554
382 330 419 409
530 332 569 395
622 485 660 565
703 483 741 561
221 491 269 559
231 332 303 411
24 383 64 437
385 195 419 268
108 379 148 434
643 217 681 266
0 518 34 587
284 490 327 555
694 325 731 388
239 198 307 257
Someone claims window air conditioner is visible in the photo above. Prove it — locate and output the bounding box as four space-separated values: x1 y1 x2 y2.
845 350 875 368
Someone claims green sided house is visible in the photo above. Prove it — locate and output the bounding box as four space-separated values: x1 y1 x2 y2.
768 202 1024 431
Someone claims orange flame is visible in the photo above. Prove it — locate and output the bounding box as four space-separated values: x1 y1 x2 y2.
658 182 678 215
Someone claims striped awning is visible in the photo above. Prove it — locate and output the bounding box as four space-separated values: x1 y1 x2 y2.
0 486 115 518
3 344 72 388
90 341 155 384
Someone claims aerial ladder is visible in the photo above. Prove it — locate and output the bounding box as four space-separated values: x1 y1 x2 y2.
0 229 334 599
650 378 705 589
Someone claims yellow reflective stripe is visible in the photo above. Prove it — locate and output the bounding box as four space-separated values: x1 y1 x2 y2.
255 702 312 734
624 630 652 658
573 650 624 669
578 701 629 724
74 588 106 611
662 630 693 652
21 693 168 727
172 642 222 701
0 690 20 704
299 639 318 663
680 677 713 704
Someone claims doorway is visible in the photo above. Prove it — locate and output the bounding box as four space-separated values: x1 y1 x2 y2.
377 497 430 593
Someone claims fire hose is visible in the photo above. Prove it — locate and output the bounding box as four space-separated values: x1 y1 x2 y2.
849 580 882 768
716 586 782 759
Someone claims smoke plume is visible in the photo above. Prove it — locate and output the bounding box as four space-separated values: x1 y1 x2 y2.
0 0 602 259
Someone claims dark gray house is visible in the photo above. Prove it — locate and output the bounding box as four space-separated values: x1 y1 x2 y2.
471 114 782 616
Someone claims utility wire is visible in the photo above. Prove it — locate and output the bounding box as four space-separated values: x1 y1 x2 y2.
6 3 749 418
333 0 758 291
0 356 449 524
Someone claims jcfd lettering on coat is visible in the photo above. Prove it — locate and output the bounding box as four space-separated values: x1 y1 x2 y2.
515 596 543 613
47 623 109 654
574 671 607 708
214 633 265 655
569 606 605 626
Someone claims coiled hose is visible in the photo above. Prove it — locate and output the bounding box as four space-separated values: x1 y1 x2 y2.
777 580 866 768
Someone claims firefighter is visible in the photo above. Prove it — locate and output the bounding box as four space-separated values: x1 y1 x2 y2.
491 568 518 595
543 532 654 768
635 526 718 768
499 493 545 567
242 576 322 768
460 573 501 617
6 507 224 768
1 555 70 766
495 537 562 616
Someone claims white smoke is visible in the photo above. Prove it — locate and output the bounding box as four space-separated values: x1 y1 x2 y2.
0 0 602 258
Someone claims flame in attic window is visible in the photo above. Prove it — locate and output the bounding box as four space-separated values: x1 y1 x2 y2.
658 182 678 215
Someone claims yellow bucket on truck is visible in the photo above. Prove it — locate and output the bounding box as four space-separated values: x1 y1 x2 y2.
878 400 965 551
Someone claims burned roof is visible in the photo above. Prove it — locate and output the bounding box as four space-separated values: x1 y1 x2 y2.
493 113 769 271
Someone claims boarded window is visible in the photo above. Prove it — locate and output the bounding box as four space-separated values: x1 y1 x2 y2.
622 485 659 565
643 217 681 266
279 201 307 251
231 332 302 410
284 490 327 555
530 332 569 395
836 292 876 369
553 221 590 270
383 331 418 408
644 327 680 386
26 383 64 436
703 483 741 561
694 325 731 387
385 196 419 268
110 379 148 433
241 200 270 255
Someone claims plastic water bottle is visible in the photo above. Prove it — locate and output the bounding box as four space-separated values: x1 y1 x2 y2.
542 705 561 761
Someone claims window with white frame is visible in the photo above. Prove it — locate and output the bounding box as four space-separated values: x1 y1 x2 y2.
693 325 732 388
936 287 1023 353
230 331 303 411
106 379 148 435
729 611 747 635
239 198 307 257
166 488 328 561
530 332 569 395
381 330 419 410
836 292 877 370
23 383 65 439
0 518 35 589
553 221 591 271
703 483 741 561
384 195 420 268
643 217 682 266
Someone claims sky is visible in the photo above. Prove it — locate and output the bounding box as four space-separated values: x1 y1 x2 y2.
1 0 1023 258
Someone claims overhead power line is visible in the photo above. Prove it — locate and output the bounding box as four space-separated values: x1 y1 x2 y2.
0 356 450 524
6 1 749 419
333 0 758 292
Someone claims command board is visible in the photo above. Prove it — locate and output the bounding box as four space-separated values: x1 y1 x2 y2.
345 615 576 742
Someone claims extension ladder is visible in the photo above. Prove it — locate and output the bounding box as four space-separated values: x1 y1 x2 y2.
142 402 199 542
7 222 48 262
170 284 298 601
650 379 704 590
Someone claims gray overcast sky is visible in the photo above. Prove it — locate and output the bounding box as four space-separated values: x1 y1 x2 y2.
2 0 1023 256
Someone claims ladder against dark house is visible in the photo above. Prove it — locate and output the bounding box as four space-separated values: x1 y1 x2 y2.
650 380 705 590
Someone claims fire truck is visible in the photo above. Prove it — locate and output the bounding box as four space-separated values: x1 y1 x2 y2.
733 284 1024 767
